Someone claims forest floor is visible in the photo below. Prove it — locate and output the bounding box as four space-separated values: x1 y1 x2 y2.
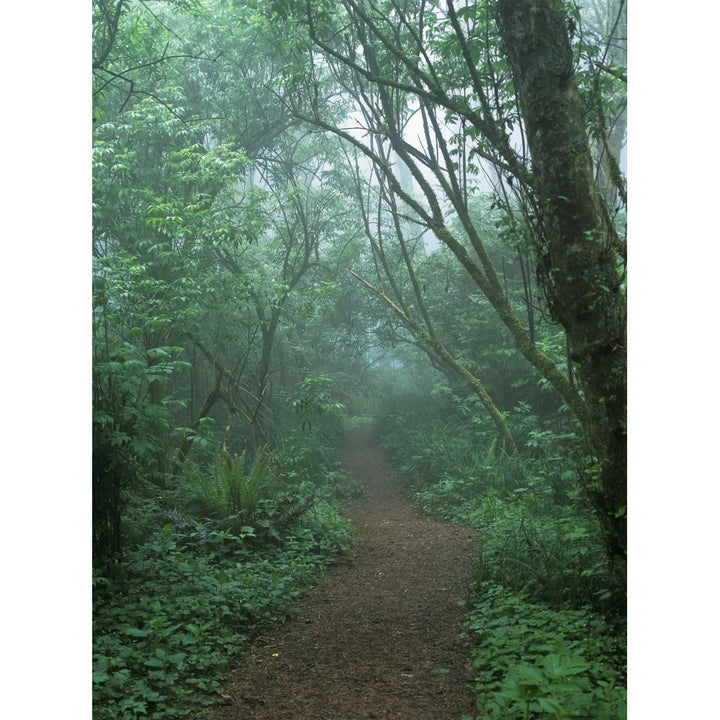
203 427 479 720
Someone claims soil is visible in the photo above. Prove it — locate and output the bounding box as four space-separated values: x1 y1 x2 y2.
204 427 479 720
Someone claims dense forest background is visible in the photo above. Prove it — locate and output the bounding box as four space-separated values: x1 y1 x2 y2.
3 2 720 719
91 0 628 563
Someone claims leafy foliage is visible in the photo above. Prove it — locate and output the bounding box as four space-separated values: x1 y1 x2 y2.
182 447 283 536
378 393 622 613
276 426 363 501
375 385 625 718
93 438 353 719
93 254 193 563
92 1 626 716
462 584 626 720
93 519 351 719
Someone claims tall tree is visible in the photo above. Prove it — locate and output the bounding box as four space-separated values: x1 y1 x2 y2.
92 0 370 480
496 0 626 564
343 145 518 451
260 0 627 567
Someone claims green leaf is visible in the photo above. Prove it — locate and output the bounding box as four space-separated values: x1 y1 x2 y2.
542 652 591 677
168 652 187 665
537 696 564 714
122 626 150 638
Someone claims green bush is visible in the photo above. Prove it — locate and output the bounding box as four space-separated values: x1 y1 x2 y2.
383 420 616 611
275 427 363 500
474 505 620 611
182 447 281 535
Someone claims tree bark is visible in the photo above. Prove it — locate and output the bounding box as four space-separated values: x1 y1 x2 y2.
497 0 626 566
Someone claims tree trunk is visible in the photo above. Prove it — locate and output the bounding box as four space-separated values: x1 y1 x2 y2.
177 371 223 462
497 0 627 567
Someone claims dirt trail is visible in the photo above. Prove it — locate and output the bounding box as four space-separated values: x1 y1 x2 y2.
204 427 478 719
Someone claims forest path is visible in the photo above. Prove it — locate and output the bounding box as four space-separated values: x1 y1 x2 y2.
204 427 478 719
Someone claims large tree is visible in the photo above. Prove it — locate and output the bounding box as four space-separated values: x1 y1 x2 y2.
496 0 626 564
260 0 627 567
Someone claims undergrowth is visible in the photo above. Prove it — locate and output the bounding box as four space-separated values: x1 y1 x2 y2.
462 583 626 719
376 396 627 720
93 435 355 719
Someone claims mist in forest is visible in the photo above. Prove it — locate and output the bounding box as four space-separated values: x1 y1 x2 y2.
91 1 630 718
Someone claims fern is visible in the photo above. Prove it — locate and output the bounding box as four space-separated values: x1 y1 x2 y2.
182 447 285 536
183 453 228 519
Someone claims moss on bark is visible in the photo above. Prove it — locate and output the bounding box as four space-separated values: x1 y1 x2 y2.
497 0 627 567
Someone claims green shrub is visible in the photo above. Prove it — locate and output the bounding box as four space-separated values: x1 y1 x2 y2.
93 430 355 720
275 428 363 500
474 505 620 611
393 429 617 611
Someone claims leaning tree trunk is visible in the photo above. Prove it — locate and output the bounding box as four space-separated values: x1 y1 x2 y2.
497 0 627 568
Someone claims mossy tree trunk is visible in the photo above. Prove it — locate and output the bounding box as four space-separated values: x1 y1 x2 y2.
292 0 626 570
497 0 626 566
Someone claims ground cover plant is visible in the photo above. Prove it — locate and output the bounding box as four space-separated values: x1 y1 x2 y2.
92 443 354 720
463 584 626 719
376 391 627 719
